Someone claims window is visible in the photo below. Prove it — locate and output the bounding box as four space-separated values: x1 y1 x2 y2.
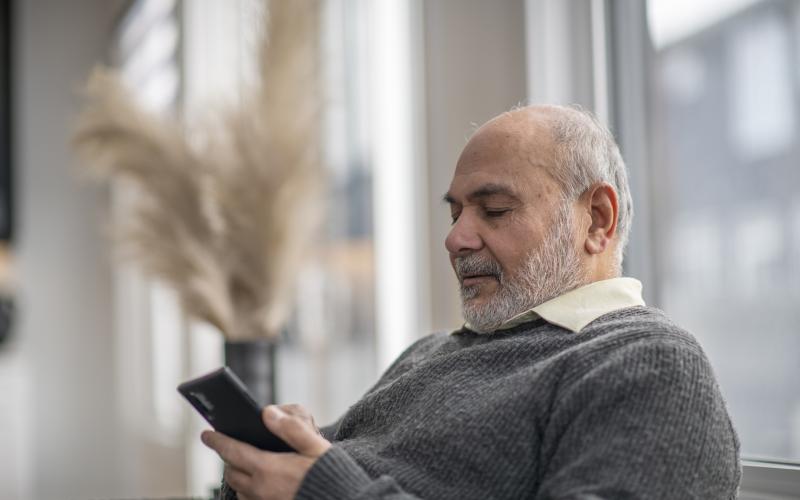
608 0 800 496
647 0 800 464
530 0 800 495
278 0 378 425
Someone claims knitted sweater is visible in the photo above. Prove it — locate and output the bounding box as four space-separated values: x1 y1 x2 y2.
226 306 742 499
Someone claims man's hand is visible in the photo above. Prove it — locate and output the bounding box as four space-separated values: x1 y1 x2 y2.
201 403 332 500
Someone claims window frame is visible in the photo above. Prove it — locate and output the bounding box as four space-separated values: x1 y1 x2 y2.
740 461 800 498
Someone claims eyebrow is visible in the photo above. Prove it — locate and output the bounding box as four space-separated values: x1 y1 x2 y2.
442 183 519 205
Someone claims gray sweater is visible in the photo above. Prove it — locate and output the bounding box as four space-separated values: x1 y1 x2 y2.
225 306 742 499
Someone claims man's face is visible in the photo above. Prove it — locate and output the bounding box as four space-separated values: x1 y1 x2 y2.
444 113 584 331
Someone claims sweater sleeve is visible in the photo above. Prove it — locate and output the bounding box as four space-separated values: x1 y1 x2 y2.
295 445 422 500
217 335 446 500
215 443 423 500
536 334 741 500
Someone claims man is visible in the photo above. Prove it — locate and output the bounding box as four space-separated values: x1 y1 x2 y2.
204 105 741 499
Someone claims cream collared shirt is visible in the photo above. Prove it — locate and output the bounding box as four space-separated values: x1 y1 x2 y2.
462 277 645 334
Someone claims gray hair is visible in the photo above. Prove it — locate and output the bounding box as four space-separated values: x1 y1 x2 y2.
544 105 633 272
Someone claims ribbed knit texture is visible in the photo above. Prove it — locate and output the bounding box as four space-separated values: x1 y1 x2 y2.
223 306 741 499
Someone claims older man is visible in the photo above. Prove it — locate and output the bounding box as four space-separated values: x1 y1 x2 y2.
204 105 741 500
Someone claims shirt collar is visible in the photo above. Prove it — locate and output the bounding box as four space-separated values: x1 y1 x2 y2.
461 277 645 334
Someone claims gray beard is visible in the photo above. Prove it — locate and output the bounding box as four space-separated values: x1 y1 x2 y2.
456 202 586 334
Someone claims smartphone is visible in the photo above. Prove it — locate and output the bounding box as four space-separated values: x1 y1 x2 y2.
177 367 294 452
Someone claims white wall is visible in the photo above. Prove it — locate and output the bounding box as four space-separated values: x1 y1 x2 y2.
422 0 528 331
0 1 180 498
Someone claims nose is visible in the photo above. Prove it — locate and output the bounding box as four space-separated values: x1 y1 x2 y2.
445 211 483 256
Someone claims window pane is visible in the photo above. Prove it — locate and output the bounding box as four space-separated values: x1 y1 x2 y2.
647 0 800 462
278 0 377 425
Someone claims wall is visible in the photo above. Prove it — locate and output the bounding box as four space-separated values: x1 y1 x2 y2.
0 1 161 498
422 0 528 331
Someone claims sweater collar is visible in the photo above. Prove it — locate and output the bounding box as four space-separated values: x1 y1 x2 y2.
461 277 646 334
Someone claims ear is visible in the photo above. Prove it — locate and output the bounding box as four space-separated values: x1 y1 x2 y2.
583 183 618 256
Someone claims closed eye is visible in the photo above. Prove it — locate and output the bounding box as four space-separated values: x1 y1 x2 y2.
450 208 511 225
485 209 510 218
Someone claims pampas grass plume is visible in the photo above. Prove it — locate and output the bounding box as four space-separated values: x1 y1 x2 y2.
72 0 324 341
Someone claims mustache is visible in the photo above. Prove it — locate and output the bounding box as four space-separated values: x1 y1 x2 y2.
454 254 503 283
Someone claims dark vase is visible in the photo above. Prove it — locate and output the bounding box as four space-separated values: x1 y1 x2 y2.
224 338 277 408
0 294 13 347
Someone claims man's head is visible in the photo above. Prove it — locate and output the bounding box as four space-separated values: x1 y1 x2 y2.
444 105 633 333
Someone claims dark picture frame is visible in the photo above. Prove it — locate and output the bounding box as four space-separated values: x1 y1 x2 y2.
0 0 13 242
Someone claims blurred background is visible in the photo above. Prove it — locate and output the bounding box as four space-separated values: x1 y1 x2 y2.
0 0 799 498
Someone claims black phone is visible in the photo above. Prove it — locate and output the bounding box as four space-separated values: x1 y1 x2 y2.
177 367 294 452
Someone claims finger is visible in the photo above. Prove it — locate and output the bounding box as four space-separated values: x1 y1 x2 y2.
223 465 252 493
272 404 320 434
201 430 261 471
263 406 331 457
277 403 311 420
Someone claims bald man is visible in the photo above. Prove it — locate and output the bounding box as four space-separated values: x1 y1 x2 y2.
205 105 741 500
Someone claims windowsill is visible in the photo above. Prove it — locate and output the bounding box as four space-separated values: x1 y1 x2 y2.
740 460 800 499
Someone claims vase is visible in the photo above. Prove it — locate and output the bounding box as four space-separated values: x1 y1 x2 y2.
0 295 13 347
224 338 277 408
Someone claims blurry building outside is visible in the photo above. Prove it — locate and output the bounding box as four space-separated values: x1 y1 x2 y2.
647 0 800 462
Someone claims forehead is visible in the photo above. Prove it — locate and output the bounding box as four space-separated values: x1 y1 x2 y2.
448 114 558 199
